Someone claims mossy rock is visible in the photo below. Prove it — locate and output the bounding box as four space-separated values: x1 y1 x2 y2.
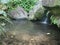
50 6 60 15
48 6 60 28
50 15 60 28
28 7 45 20
28 0 45 20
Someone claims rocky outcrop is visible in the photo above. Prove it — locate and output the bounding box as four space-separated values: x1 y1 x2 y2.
8 6 28 19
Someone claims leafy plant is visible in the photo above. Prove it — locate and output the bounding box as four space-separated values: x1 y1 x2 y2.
50 6 60 28
6 0 37 12
0 4 12 36
50 15 60 27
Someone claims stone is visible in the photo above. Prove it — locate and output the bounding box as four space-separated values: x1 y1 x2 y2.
42 0 60 7
8 6 28 19
28 0 45 20
50 15 60 28
50 6 60 15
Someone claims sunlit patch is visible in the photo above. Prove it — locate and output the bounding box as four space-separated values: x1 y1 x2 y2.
46 33 51 35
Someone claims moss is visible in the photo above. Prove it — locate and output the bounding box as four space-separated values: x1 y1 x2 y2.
50 15 60 28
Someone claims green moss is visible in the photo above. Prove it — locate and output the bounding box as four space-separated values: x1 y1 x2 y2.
50 15 60 27
50 6 60 15
35 10 43 20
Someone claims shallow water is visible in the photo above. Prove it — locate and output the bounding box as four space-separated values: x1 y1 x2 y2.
4 19 60 45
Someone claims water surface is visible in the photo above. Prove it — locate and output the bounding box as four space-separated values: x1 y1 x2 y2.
4 19 60 45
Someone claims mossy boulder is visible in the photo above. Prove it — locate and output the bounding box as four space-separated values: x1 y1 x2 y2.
49 6 60 15
50 15 60 28
28 0 45 20
49 6 60 28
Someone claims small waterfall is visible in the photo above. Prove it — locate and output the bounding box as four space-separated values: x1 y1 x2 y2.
40 10 51 25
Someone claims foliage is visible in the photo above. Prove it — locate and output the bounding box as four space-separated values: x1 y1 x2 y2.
50 15 60 27
50 6 60 27
0 0 38 34
6 0 37 12
0 4 12 35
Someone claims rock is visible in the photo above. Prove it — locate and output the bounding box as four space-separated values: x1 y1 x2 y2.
8 6 28 19
28 0 45 20
50 15 60 28
42 0 60 7
50 6 60 15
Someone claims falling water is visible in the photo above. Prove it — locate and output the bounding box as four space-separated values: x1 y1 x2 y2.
40 10 51 25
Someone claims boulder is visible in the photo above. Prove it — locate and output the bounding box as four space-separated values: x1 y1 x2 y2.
8 6 28 19
50 6 60 15
28 0 45 20
42 0 60 7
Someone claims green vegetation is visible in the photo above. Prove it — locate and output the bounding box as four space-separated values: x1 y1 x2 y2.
0 0 60 29
50 15 60 27
0 0 38 36
6 0 37 12
49 6 60 27
0 4 12 35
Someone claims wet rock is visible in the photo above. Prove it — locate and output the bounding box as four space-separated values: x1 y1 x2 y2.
8 6 28 19
28 0 45 20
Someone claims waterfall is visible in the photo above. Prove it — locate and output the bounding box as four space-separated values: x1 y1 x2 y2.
40 10 51 24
